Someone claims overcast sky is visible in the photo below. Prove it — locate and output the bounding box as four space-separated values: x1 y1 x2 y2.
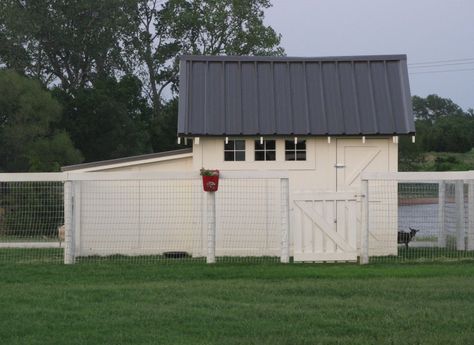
265 0 474 110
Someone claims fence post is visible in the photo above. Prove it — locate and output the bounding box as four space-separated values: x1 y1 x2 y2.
467 181 474 251
64 180 75 264
455 180 465 250
73 181 81 257
438 181 446 247
280 178 290 263
360 179 369 265
206 191 216 264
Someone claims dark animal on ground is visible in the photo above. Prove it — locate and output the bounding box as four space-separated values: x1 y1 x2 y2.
397 227 419 248
163 251 191 259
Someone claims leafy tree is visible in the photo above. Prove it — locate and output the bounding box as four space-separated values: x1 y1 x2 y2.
56 75 152 162
412 94 464 121
432 156 471 171
149 97 192 152
422 115 473 153
126 0 284 119
398 135 425 171
0 0 135 92
0 69 82 172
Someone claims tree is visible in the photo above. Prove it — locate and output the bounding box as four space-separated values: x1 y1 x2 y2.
0 69 82 172
412 94 465 121
126 0 284 119
56 75 152 162
0 0 135 92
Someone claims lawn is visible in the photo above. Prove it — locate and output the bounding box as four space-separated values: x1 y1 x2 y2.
1 262 474 345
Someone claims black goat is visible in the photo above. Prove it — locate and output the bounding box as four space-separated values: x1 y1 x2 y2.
397 227 419 248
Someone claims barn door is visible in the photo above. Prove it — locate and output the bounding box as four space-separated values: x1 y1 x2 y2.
293 192 358 262
335 138 397 256
336 139 389 191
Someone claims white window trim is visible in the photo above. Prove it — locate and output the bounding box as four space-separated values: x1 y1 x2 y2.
254 139 277 161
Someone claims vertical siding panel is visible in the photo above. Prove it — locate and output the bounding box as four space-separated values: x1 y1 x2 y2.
386 61 408 133
225 62 242 135
322 62 344 134
370 61 393 134
273 62 293 133
206 62 225 134
338 62 361 134
189 61 206 135
289 62 310 134
257 62 275 134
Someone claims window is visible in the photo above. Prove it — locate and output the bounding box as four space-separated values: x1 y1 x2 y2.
254 140 276 161
224 140 246 161
285 139 306 161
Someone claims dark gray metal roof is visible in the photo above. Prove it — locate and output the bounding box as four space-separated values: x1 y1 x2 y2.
178 55 414 136
61 148 193 171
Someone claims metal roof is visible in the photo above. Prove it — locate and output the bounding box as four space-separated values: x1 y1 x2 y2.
178 55 414 136
61 148 192 171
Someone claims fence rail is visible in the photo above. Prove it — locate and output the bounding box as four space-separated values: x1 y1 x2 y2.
0 171 289 264
1 170 474 265
361 171 474 264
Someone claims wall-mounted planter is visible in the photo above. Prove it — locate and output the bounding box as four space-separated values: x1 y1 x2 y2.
201 169 219 192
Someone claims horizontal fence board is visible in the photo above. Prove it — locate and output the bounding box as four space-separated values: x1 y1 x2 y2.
0 171 289 182
361 171 474 181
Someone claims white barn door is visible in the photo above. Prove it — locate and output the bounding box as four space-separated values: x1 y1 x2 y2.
336 139 389 191
336 138 397 256
293 192 358 262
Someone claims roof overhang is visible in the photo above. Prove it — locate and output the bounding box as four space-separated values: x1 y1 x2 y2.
61 148 193 172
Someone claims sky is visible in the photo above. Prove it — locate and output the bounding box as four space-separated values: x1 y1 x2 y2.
265 0 474 110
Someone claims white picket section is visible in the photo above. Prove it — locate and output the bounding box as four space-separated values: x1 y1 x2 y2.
293 191 358 262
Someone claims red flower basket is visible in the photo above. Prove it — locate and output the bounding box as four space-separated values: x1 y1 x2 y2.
201 170 219 192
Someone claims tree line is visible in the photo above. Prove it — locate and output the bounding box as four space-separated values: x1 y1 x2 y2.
399 94 474 171
0 0 283 172
1 1 472 173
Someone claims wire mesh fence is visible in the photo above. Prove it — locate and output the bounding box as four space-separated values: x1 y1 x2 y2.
0 181 64 264
2 171 474 265
0 172 289 264
365 174 474 264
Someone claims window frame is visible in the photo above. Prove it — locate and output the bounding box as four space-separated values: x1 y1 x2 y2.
285 139 307 161
254 139 276 161
224 139 246 161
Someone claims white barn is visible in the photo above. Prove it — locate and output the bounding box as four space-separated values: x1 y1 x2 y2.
63 55 415 261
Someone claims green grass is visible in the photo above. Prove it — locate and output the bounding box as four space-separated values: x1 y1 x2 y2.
1 261 474 345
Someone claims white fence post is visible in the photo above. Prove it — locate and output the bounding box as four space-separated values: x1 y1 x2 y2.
438 181 446 247
206 191 216 264
455 180 465 250
64 181 75 264
360 179 369 265
280 178 290 263
467 181 474 251
73 181 81 257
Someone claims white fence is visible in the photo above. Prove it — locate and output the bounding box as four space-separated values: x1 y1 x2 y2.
360 171 474 264
0 172 289 264
2 170 474 265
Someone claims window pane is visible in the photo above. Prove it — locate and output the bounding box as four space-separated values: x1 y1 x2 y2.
266 140 276 150
255 151 265 161
235 151 245 161
224 141 234 150
266 151 276 161
254 140 264 150
285 151 295 161
296 140 306 150
285 140 295 150
296 151 306 161
224 151 234 161
235 140 245 150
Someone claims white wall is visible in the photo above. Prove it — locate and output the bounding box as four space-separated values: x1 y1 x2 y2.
72 136 399 259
